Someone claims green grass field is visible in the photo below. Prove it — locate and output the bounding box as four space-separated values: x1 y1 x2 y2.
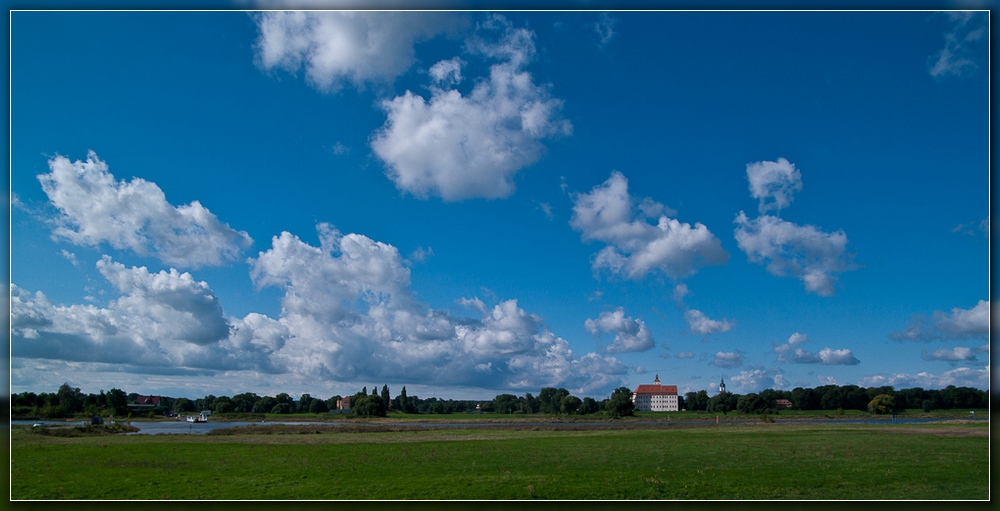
10 421 988 500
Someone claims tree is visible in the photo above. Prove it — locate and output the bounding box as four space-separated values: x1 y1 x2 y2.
352 394 387 417
395 386 408 412
685 390 709 411
560 395 582 415
172 397 195 414
537 387 570 414
607 387 635 418
381 385 391 411
868 394 897 415
106 388 129 416
791 387 820 410
297 394 314 413
213 398 234 414
736 393 766 414
231 392 260 413
708 392 736 415
492 394 519 414
57 383 85 415
579 397 600 415
270 402 293 414
253 396 277 413
521 393 539 414
820 386 846 411
309 398 329 414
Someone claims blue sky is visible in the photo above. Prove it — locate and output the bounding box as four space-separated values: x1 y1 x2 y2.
9 10 990 400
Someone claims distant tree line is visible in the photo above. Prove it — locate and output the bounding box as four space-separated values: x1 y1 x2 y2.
10 382 988 420
683 384 989 415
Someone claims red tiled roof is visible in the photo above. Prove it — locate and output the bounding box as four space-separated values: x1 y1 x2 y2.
633 384 678 395
135 395 161 406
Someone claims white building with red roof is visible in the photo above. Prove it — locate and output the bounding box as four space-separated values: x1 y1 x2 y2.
632 375 679 411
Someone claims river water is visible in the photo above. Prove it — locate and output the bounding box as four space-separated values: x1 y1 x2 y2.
10 416 988 435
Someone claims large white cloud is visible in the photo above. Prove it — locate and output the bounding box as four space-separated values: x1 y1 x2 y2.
247 223 629 394
734 212 854 296
890 300 991 341
571 171 729 280
38 152 252 268
13 224 632 396
96 256 230 347
746 157 802 213
253 11 464 92
10 260 276 373
584 308 655 353
371 14 571 201
735 158 857 296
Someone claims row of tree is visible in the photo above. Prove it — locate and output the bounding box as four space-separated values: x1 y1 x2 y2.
9 383 131 419
10 382 988 420
682 384 989 415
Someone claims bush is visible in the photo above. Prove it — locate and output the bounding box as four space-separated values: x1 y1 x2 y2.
352 394 387 418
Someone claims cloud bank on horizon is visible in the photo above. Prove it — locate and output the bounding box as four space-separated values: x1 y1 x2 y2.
9 11 990 399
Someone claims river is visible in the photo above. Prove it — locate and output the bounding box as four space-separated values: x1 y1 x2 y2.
10 416 988 435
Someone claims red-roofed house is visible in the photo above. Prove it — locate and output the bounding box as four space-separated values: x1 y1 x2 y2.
134 395 161 407
632 375 679 411
128 395 163 413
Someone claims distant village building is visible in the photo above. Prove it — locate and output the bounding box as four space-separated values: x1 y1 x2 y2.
336 396 351 411
774 399 793 410
719 377 726 393
128 395 163 413
632 375 679 412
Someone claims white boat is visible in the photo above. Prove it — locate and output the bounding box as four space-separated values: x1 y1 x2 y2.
185 415 207 423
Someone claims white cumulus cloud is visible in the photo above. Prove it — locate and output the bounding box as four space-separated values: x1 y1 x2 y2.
734 212 855 296
920 346 986 364
571 171 728 280
730 367 787 392
711 351 744 368
10 261 275 373
860 365 989 390
746 157 802 213
253 11 464 93
38 152 252 269
584 308 655 353
773 332 860 365
890 300 991 341
248 223 629 394
683 309 735 336
371 14 571 201
817 348 860 366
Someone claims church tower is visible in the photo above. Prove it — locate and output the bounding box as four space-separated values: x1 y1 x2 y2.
653 374 661 386
719 377 726 393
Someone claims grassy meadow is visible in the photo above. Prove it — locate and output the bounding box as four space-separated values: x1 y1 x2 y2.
10 419 989 500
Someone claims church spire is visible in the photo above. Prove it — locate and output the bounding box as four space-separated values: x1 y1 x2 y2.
719 377 726 393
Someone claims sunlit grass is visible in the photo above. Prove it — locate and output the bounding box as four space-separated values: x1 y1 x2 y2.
11 422 988 500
